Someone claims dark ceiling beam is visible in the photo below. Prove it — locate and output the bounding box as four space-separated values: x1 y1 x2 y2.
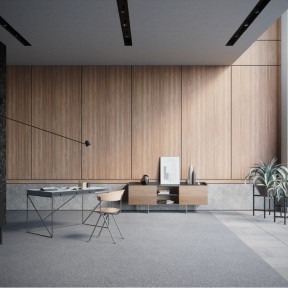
226 0 271 46
116 0 132 46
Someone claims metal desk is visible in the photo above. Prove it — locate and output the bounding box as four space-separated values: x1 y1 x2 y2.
26 187 107 238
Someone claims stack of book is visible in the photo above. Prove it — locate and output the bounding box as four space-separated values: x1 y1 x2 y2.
157 199 174 204
166 200 174 204
158 190 170 195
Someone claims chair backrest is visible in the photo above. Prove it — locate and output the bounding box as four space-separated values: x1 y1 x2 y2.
98 190 125 202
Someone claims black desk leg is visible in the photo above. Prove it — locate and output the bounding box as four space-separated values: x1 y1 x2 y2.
274 196 276 222
82 193 84 223
51 196 54 238
26 192 28 232
264 194 266 218
253 185 255 216
285 198 287 225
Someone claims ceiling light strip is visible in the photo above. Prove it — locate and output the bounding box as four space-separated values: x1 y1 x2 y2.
226 0 271 46
116 0 132 46
0 16 31 46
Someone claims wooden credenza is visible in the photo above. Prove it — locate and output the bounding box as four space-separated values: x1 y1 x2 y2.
128 182 208 212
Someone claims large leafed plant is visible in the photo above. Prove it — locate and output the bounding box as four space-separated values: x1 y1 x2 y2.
274 175 288 201
245 158 288 197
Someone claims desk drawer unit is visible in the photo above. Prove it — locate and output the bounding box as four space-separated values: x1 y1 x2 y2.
128 185 157 205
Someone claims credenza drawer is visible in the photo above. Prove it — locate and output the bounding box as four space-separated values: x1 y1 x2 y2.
128 185 157 205
179 186 208 205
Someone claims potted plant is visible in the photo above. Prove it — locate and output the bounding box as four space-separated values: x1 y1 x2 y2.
273 175 288 201
245 158 288 197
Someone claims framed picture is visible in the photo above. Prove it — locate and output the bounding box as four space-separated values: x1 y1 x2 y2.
160 157 180 185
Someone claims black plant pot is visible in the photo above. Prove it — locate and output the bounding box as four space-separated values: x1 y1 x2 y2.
256 185 267 196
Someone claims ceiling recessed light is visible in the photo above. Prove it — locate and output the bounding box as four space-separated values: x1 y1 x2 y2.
226 0 270 46
0 16 31 46
116 0 132 46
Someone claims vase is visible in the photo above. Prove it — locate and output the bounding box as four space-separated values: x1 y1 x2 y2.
187 163 194 185
256 185 267 196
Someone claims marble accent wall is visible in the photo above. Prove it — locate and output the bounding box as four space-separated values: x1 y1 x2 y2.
0 42 6 218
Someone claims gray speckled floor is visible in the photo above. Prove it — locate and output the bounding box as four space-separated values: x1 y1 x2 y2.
213 210 288 283
0 210 288 287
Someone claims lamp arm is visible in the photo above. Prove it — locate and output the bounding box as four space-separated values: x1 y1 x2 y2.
1 115 91 146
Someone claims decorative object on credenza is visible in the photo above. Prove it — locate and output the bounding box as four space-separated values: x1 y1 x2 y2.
160 157 180 185
187 162 196 185
79 181 88 188
141 175 149 185
0 115 91 147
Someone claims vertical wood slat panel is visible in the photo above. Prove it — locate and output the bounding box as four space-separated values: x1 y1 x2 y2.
232 66 280 179
258 18 280 40
6 66 32 179
82 66 132 179
132 66 181 180
31 66 81 179
182 66 231 180
233 41 280 66
53 67 82 140
32 67 81 140
7 66 31 123
31 67 53 132
32 130 81 179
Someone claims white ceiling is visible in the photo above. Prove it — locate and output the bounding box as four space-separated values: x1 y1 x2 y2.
0 0 288 65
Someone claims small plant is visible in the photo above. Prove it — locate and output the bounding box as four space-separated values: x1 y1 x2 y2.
245 158 288 197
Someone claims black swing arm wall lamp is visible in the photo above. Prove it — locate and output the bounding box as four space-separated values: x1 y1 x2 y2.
0 115 91 147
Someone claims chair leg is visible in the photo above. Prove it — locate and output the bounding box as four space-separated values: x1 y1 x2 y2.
97 214 107 238
102 214 116 244
88 214 101 242
112 215 124 239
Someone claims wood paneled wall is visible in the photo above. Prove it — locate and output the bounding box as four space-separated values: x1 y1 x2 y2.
132 67 181 179
6 20 280 183
7 66 32 179
182 67 231 180
31 66 82 179
232 41 280 66
232 66 280 179
82 66 132 179
231 19 281 179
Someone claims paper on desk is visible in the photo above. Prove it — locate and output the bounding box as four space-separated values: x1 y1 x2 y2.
40 187 58 191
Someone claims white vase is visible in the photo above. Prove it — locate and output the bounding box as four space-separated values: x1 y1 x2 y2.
187 163 194 185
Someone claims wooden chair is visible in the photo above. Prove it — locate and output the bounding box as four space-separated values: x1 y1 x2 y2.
88 190 125 244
